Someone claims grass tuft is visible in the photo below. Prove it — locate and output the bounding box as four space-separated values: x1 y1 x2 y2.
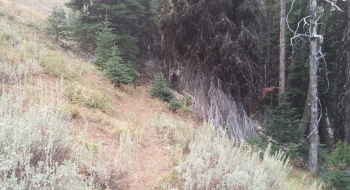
64 83 111 112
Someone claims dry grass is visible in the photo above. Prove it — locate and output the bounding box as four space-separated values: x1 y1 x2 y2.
0 0 42 26
0 3 137 189
287 168 324 190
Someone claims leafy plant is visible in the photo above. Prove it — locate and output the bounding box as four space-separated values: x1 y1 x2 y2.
265 102 302 144
331 141 350 169
150 73 173 102
169 99 183 111
323 170 350 190
64 84 110 112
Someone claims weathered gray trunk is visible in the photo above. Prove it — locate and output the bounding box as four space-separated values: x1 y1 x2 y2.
279 0 286 102
298 0 332 135
308 0 319 174
299 84 311 133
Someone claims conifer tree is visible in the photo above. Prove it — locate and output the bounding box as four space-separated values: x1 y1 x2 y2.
44 6 68 42
103 46 136 85
150 73 173 102
265 101 301 144
65 11 99 51
94 16 116 68
65 0 158 67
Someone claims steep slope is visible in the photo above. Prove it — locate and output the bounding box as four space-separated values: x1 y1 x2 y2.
11 0 66 15
0 1 173 189
0 1 324 190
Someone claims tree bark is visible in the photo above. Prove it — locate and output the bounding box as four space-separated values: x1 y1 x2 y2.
298 1 332 134
308 0 319 174
334 0 350 143
279 0 286 102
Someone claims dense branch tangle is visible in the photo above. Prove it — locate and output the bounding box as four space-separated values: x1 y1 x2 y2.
160 0 263 139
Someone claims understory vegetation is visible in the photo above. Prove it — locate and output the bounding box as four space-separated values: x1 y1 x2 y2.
151 114 323 190
1 0 347 189
0 3 137 189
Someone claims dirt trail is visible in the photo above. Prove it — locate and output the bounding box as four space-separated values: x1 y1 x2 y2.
116 86 172 189
72 82 172 189
10 0 174 188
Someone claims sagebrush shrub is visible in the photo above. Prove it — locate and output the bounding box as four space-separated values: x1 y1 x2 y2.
0 91 96 189
170 125 291 189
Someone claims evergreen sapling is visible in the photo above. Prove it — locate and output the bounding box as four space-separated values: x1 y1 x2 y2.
103 46 136 85
44 6 68 42
150 73 173 102
94 16 116 69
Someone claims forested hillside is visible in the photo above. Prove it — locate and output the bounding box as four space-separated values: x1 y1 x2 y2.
2 0 350 189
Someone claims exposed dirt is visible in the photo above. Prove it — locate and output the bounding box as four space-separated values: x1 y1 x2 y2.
8 0 174 187
71 72 173 189
115 85 172 190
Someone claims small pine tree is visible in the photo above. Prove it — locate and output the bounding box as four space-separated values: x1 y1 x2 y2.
265 102 301 143
149 73 173 102
331 141 350 169
44 6 67 41
264 100 308 161
103 46 137 85
94 15 116 68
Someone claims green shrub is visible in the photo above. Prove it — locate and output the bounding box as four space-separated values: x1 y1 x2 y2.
184 94 192 105
150 113 192 146
331 141 350 169
0 22 22 48
38 50 77 79
265 102 301 144
150 73 173 102
169 99 183 111
179 104 193 114
323 170 350 190
64 84 110 112
263 101 310 164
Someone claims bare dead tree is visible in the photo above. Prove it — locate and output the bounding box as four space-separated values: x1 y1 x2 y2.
287 0 343 174
160 0 263 139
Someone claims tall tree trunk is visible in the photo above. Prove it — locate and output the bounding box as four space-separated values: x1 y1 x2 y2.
279 0 286 102
318 1 335 145
308 0 319 174
299 1 332 134
335 0 350 143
